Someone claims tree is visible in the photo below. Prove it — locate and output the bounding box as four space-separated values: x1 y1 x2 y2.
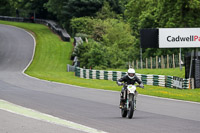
17 0 50 19
74 41 109 68
124 0 200 59
70 17 97 36
45 0 125 29
63 0 103 18
73 17 136 68
44 0 65 20
0 0 16 16
102 19 135 49
96 0 117 20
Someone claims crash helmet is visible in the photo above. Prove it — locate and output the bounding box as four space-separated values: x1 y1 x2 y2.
127 68 135 79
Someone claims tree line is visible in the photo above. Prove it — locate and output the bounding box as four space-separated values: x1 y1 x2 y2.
1 0 200 69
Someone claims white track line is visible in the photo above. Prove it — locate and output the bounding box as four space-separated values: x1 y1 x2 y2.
139 94 200 104
22 29 36 74
0 99 108 133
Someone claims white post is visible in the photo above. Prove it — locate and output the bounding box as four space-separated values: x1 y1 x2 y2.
179 48 182 71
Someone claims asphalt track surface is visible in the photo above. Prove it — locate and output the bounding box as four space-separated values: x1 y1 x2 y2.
0 24 200 133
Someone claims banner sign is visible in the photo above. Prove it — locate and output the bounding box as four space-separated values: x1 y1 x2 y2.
173 77 183 89
159 28 200 48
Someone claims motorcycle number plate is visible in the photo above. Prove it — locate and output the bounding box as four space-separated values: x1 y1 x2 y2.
127 85 136 93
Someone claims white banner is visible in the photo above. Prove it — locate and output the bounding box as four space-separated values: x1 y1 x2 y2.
159 28 200 48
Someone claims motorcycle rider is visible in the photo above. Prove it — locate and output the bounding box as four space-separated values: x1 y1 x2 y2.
117 68 144 109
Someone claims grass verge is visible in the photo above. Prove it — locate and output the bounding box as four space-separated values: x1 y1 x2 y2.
0 20 199 102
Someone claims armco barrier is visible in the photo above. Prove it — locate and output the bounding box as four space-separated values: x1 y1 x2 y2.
75 67 191 89
0 16 70 42
67 64 75 72
0 16 24 22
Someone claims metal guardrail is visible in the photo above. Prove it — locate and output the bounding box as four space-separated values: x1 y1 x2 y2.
67 64 75 72
0 16 70 42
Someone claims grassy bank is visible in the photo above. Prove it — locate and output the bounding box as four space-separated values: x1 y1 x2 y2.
1 20 199 102
0 20 73 73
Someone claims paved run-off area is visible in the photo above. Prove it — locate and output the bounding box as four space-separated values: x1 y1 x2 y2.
0 24 200 133
0 109 84 133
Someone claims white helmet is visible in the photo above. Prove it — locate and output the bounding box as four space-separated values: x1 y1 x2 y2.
127 68 135 79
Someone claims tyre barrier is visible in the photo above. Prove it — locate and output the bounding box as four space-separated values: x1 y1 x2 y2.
0 16 70 42
74 67 191 89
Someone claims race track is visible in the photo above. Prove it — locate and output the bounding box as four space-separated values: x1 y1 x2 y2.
0 24 200 133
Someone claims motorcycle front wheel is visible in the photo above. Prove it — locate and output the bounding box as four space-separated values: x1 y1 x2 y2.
128 100 134 119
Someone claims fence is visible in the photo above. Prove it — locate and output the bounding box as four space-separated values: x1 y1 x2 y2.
0 16 71 42
74 67 191 89
67 64 75 72
132 54 184 69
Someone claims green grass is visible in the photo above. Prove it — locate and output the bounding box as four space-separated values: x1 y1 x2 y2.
1 20 199 102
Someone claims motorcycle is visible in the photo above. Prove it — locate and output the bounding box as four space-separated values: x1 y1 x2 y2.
120 83 143 119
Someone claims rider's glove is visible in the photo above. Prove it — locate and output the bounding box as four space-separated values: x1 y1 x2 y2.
117 82 123 86
139 83 144 88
